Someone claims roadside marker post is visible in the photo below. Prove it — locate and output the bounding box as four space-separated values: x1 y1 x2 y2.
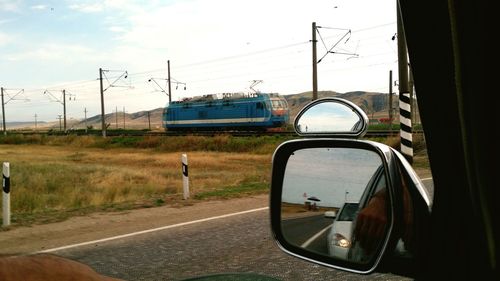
2 162 10 227
182 154 190 200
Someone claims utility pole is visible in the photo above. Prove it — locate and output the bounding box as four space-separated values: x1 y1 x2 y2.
1 87 5 135
57 115 63 132
167 60 172 103
115 106 118 129
123 106 126 129
312 22 318 101
147 111 151 131
84 108 88 133
389 70 393 126
99 68 106 137
62 90 67 132
34 114 38 132
409 66 416 124
397 1 413 163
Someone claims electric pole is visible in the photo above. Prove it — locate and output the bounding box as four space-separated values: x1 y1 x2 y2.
1 87 5 135
389 70 393 125
84 108 88 133
99 68 106 137
62 89 67 132
58 115 63 132
98 68 129 137
115 106 118 129
167 60 172 104
409 65 416 124
312 22 318 101
397 1 413 163
147 111 151 131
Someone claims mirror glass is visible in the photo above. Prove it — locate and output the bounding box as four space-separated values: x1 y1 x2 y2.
280 147 388 264
295 101 364 134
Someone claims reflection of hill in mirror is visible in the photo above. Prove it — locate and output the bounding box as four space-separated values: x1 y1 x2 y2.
282 148 382 209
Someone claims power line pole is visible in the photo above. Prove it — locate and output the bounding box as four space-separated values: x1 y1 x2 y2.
167 60 172 103
312 22 318 101
62 89 67 132
409 65 416 124
99 68 106 137
397 1 412 163
1 87 5 135
84 108 88 133
57 115 63 132
389 70 393 126
115 106 118 129
147 111 151 131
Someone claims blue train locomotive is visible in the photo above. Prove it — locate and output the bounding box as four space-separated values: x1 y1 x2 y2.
163 93 289 131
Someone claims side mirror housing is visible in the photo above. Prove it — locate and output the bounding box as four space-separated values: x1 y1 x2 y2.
270 138 432 275
269 97 432 276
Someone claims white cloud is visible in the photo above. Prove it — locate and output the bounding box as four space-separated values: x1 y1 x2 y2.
5 43 98 62
109 26 126 33
69 3 104 13
0 0 21 11
31 4 48 10
0 32 12 46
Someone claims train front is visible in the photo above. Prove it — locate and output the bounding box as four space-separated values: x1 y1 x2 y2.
268 94 290 129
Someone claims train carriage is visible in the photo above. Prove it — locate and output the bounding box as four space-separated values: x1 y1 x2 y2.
163 93 289 131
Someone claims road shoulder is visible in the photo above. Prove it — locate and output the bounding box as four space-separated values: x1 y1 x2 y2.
0 195 268 254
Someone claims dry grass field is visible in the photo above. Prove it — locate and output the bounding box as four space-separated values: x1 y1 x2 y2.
0 142 272 226
0 134 429 227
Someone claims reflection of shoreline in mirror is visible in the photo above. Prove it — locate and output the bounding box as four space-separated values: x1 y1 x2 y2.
281 202 339 220
280 147 386 264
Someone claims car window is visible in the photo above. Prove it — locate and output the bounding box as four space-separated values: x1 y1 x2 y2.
0 0 432 280
337 203 360 221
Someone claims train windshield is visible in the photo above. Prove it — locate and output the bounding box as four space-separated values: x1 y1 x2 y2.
271 99 286 109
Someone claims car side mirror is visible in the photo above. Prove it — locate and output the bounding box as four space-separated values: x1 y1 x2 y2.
294 98 368 138
270 97 432 276
271 139 399 274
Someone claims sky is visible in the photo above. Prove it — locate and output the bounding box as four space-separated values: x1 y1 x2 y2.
0 0 398 122
282 147 382 207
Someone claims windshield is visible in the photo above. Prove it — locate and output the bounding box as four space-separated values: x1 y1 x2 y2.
0 0 431 280
337 203 360 221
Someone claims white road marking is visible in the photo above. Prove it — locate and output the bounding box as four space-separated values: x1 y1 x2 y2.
301 224 332 248
37 207 269 254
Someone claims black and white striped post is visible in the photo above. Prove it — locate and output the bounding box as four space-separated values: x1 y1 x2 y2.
399 93 413 162
2 162 10 227
397 2 413 164
181 154 190 200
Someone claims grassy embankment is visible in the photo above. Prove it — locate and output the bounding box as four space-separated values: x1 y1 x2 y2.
0 133 429 227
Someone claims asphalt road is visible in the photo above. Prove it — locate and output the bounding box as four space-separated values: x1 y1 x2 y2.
281 214 332 255
53 210 407 281
51 179 433 281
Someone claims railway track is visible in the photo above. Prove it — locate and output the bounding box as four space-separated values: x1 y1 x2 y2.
6 130 423 138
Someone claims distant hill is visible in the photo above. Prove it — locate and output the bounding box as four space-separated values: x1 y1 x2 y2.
283 91 397 122
6 91 409 131
76 107 165 131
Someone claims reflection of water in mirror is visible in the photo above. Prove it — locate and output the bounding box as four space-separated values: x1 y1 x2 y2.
297 102 361 133
282 148 382 209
